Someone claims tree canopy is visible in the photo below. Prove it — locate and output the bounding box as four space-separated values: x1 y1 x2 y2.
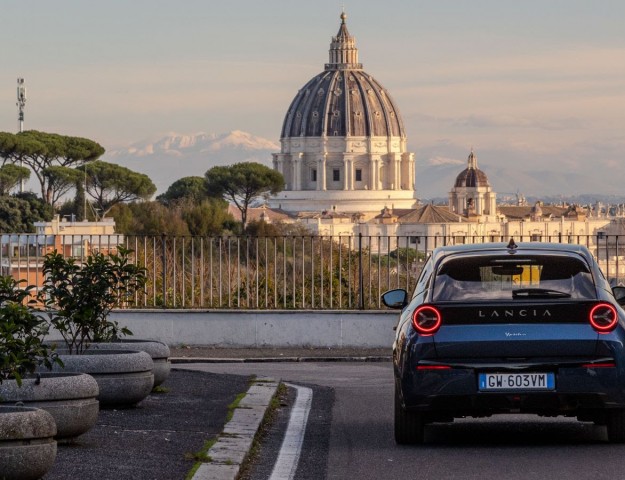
111 202 191 236
0 130 105 205
42 166 83 207
0 193 54 232
0 164 30 196
77 161 156 219
180 198 233 236
204 162 283 228
157 176 207 205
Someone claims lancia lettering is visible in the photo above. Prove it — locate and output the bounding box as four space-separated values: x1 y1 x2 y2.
478 308 552 318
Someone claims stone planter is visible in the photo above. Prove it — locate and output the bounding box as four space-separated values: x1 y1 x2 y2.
90 339 171 387
0 372 99 442
0 405 57 480
50 349 154 408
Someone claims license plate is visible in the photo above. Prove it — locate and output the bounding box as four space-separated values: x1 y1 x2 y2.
478 373 555 391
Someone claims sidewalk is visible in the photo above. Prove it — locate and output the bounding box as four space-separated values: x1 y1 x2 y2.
170 346 392 363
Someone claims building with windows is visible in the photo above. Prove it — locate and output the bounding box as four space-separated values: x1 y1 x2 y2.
0 215 123 286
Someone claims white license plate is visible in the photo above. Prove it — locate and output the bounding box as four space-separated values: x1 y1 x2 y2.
478 373 555 391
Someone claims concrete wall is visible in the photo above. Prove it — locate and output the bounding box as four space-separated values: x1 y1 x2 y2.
108 310 398 348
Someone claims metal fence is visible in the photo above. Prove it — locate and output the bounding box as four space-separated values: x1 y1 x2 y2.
2 233 625 309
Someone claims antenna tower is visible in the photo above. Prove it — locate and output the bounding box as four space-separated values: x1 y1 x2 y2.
16 78 27 192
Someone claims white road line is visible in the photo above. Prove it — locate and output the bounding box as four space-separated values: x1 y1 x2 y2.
268 383 313 480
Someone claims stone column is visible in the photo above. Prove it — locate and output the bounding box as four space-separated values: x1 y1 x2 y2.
395 155 401 190
348 159 353 190
294 155 302 191
316 158 322 191
321 155 327 191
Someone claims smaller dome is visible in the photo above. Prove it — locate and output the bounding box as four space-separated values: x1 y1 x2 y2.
454 150 490 188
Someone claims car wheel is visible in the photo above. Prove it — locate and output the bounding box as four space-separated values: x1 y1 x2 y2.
606 410 625 443
394 384 425 445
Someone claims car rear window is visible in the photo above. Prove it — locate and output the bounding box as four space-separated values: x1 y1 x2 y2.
432 253 595 301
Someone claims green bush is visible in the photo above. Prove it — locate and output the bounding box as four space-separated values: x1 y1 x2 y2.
42 246 147 354
0 276 59 386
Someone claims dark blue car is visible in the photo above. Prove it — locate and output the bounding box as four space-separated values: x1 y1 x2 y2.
383 240 625 444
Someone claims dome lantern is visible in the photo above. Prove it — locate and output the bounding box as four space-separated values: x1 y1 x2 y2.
325 12 362 70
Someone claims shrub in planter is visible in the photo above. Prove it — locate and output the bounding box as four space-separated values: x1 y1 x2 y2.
0 276 58 386
42 246 147 354
0 276 59 478
42 248 154 407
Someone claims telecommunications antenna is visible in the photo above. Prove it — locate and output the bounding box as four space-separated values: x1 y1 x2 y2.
17 78 26 132
16 78 27 192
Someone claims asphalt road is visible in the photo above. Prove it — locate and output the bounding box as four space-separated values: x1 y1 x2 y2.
43 369 251 480
181 362 625 480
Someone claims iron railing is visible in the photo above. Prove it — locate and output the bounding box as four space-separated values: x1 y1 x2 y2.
2 233 624 309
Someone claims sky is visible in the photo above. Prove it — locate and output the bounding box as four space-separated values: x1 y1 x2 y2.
1 0 624 194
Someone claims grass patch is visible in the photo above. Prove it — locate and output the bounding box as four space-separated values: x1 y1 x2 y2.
226 391 247 422
237 382 288 480
184 376 280 480
152 385 170 394
184 438 217 479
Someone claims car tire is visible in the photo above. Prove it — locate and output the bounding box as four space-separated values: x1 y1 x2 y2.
394 385 425 445
606 410 625 443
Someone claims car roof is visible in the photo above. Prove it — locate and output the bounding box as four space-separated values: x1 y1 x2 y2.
429 241 595 265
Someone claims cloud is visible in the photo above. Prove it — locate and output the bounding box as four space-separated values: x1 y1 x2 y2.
424 156 464 166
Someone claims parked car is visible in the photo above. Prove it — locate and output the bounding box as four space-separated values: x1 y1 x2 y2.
383 240 625 444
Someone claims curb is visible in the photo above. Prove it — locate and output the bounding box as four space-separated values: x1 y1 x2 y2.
171 356 391 364
190 377 279 480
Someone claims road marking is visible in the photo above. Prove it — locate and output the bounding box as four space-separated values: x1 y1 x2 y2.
268 383 313 480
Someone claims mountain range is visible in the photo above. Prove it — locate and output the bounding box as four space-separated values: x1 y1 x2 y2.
106 131 277 194
105 130 625 204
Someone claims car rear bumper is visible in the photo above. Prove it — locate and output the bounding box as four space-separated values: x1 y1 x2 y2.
399 364 625 416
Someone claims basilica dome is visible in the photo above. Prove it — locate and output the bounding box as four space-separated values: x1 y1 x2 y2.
281 13 406 139
268 12 417 215
454 150 490 188
448 149 497 219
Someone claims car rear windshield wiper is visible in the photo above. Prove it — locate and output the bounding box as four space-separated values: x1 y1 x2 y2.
512 288 571 299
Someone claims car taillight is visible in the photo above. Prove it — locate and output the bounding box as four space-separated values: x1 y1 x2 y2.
589 303 618 333
581 362 616 368
412 305 442 335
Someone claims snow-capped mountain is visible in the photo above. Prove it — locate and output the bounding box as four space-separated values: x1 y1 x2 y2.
106 131 279 193
104 130 624 203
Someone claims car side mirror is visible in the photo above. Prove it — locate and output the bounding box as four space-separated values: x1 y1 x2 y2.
381 289 408 309
613 286 625 307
